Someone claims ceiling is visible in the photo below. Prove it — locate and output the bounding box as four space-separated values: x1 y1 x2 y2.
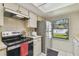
20 3 79 18
33 3 73 13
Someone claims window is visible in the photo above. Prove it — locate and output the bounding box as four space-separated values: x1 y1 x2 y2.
52 18 69 39
46 21 52 39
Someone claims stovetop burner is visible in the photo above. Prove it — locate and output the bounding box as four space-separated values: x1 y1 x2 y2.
3 37 33 46
2 31 33 47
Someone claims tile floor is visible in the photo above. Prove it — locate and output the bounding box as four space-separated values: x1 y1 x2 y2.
39 50 73 56
38 53 46 56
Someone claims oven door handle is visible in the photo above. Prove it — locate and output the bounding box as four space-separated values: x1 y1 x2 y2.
8 40 33 51
8 44 20 51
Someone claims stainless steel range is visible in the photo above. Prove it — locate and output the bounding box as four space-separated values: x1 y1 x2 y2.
2 31 33 56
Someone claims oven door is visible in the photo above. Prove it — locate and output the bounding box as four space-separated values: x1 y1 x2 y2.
28 42 33 56
7 44 20 56
7 41 33 56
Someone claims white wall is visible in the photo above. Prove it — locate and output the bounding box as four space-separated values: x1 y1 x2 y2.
49 11 79 55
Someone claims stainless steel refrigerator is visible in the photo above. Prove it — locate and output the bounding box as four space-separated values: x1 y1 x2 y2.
37 20 52 53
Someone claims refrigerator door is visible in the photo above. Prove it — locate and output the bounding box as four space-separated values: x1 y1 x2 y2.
37 20 52 54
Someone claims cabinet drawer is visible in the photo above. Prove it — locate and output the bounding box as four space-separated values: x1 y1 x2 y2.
33 39 38 45
4 3 19 12
33 38 41 45
19 6 28 16
38 38 41 42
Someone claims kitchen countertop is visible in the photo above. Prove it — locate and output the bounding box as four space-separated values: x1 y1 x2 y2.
0 41 7 50
27 36 42 38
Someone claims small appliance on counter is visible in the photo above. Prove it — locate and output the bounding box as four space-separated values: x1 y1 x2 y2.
31 31 37 36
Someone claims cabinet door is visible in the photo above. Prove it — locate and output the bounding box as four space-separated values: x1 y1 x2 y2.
4 3 19 12
28 12 37 28
19 6 28 16
0 49 6 56
33 38 41 56
37 38 41 55
33 39 38 56
0 4 3 10
33 44 39 56
0 4 4 26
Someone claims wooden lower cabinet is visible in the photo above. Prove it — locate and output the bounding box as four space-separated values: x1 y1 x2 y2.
0 49 6 56
33 37 41 56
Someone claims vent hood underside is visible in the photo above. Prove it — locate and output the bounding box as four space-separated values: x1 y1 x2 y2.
4 9 30 20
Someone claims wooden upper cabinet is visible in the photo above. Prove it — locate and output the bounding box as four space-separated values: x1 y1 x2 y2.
0 4 3 10
4 3 19 12
28 12 37 28
19 6 28 16
0 4 4 26
4 4 29 17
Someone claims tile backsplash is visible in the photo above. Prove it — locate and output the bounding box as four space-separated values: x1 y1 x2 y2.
3 16 35 36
